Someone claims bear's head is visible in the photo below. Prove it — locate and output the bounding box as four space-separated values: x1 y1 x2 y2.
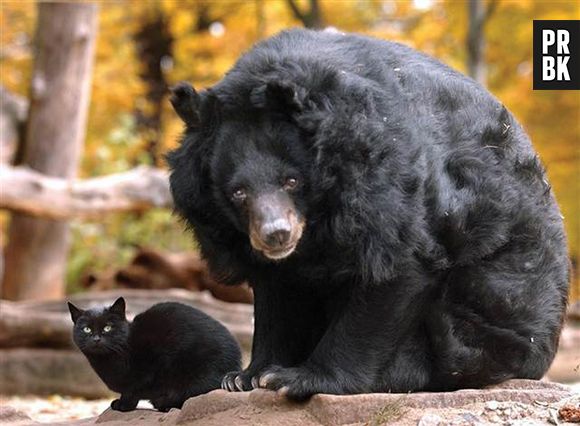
168 63 425 283
168 81 315 262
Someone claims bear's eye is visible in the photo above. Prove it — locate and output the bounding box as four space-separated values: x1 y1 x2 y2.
283 177 298 191
103 325 112 333
83 326 91 334
232 188 247 201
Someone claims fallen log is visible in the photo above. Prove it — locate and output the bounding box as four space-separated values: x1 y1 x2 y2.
0 348 112 398
0 289 253 351
0 165 172 220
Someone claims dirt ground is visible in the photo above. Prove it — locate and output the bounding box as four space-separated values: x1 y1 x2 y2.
0 396 157 423
0 396 109 423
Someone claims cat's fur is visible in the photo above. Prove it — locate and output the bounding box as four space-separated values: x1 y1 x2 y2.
68 297 241 412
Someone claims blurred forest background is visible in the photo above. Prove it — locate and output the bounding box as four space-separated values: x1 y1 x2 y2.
1 0 579 302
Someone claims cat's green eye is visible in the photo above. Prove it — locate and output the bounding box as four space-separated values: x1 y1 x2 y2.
103 325 112 333
82 326 91 334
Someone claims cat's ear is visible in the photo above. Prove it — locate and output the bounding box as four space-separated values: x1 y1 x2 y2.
67 302 84 323
109 297 126 318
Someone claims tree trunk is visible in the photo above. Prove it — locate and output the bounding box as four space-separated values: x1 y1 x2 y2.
467 0 485 84
133 12 173 167
466 0 498 85
285 0 324 29
2 3 98 301
256 0 265 40
0 86 27 166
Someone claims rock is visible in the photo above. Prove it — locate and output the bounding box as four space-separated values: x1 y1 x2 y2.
177 389 319 426
506 420 547 425
0 406 32 425
3 379 576 425
177 390 250 422
485 379 570 391
0 349 111 398
90 380 574 426
459 412 484 425
417 413 443 425
548 407 560 425
559 404 580 422
95 407 179 424
485 400 499 410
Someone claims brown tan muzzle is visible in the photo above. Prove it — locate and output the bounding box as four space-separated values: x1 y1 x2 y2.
248 192 305 260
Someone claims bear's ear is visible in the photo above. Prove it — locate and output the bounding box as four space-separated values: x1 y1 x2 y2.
67 302 84 323
108 297 126 318
170 82 201 127
250 80 305 112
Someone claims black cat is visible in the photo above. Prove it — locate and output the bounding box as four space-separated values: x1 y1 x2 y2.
68 297 241 412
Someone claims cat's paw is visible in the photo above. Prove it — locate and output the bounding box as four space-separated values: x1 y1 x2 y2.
256 365 321 401
110 398 137 412
221 370 256 392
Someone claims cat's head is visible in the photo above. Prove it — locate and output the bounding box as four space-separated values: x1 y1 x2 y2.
68 297 130 355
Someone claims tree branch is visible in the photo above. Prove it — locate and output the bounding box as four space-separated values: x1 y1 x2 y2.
0 165 172 220
309 0 321 22
285 0 306 23
484 0 499 24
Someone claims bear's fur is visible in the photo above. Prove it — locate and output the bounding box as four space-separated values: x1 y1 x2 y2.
168 29 569 400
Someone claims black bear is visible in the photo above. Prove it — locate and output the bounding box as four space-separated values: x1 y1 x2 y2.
168 29 569 400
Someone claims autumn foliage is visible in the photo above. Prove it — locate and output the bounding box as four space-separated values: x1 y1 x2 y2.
1 1 578 300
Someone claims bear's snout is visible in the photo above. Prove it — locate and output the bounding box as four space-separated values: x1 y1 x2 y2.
261 219 292 248
249 193 304 260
